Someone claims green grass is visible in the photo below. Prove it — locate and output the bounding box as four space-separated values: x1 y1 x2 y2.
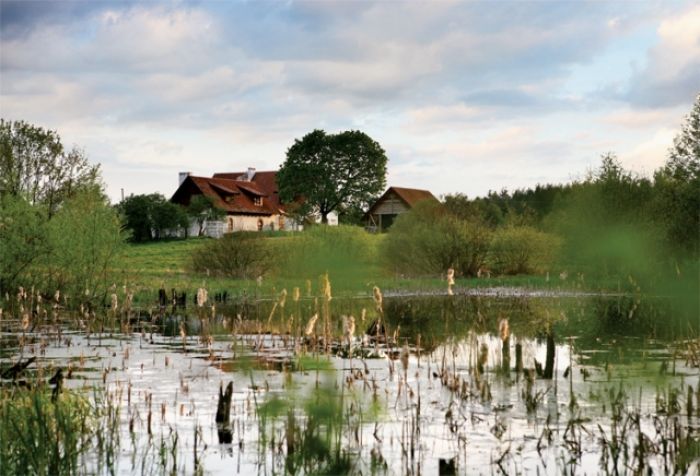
115 233 586 306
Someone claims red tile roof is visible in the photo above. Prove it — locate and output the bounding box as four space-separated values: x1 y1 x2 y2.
171 171 284 216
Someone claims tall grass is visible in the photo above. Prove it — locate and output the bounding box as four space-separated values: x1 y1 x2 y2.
0 386 96 476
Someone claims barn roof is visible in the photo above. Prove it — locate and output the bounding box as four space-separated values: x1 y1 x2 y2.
365 186 439 216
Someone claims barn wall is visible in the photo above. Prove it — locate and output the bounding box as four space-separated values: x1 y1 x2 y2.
374 193 409 215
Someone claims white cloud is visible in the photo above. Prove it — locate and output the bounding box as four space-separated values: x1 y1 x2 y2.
1 1 697 203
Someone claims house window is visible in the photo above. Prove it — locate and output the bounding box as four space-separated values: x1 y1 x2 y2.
254 197 262 206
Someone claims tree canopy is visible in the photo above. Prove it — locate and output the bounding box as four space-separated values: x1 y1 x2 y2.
0 119 101 216
118 193 188 242
277 129 387 224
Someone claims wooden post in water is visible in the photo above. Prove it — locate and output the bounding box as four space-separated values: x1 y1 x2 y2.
216 381 233 444
501 336 510 373
515 342 523 375
543 331 555 379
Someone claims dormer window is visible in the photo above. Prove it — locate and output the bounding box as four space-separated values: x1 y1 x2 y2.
254 197 262 206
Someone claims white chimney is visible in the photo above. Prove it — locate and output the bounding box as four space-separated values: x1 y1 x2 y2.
179 171 191 186
246 167 256 181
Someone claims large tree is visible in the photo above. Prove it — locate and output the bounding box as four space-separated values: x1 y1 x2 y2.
0 119 101 217
277 129 387 224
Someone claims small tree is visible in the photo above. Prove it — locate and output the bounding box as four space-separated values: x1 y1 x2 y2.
187 195 225 236
278 129 387 224
45 190 125 302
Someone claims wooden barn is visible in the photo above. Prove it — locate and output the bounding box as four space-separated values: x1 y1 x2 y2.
364 186 439 232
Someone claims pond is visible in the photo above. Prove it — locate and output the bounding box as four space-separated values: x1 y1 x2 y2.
1 289 698 475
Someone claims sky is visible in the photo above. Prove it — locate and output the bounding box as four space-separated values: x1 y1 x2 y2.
1 0 699 204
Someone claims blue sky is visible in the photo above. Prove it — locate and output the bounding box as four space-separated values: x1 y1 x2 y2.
1 0 698 203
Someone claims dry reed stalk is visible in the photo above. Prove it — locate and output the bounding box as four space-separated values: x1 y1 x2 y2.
279 289 287 308
342 315 356 349
304 313 319 337
196 287 208 307
321 274 332 352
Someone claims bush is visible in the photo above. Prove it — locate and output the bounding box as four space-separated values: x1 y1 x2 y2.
487 226 560 275
277 224 380 287
189 232 275 279
382 200 491 277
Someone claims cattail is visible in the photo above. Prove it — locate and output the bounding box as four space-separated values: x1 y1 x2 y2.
373 286 383 310
322 274 331 301
304 313 319 336
499 319 510 342
279 289 287 308
293 287 300 302
125 292 134 311
196 287 208 307
342 315 355 345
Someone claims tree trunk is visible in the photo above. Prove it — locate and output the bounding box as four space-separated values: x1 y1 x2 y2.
321 212 329 224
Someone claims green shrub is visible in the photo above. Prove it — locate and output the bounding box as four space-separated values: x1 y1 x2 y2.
189 232 276 279
488 226 560 275
277 224 381 288
382 200 491 277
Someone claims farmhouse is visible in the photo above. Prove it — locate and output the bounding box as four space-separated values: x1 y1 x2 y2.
365 186 439 232
171 168 301 237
